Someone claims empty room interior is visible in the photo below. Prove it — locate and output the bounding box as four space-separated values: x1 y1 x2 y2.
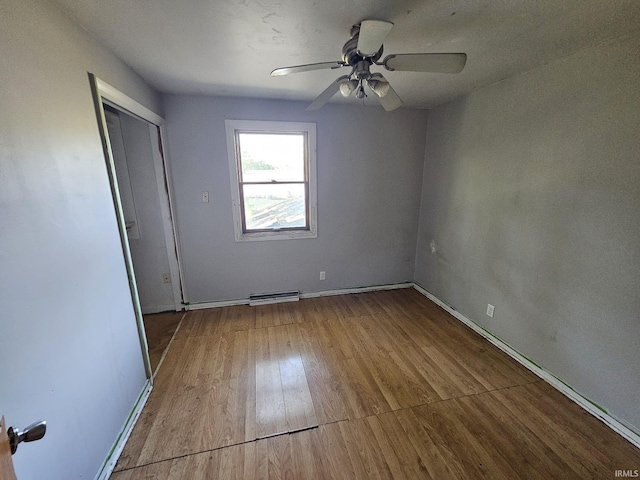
1 0 639 478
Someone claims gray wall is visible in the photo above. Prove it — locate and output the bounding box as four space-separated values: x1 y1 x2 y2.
119 113 175 313
415 35 640 430
163 95 427 303
0 0 161 478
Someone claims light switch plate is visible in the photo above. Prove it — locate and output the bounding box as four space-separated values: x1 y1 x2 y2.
486 304 495 317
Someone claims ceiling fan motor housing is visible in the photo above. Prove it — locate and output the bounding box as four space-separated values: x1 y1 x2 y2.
354 60 372 80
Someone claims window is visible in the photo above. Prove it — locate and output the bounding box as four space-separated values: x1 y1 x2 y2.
225 120 317 241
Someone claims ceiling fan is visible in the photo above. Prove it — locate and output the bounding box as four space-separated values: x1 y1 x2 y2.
271 20 467 112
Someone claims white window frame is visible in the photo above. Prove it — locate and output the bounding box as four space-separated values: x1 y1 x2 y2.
225 119 317 242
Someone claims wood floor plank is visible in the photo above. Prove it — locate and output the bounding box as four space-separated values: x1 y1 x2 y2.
409 402 494 479
411 307 537 390
175 308 220 339
367 413 428 479
396 314 498 392
115 337 213 468
322 315 357 360
294 322 350 424
217 443 246 480
300 297 338 323
139 383 210 466
291 429 328 480
329 294 363 318
111 397 157 470
209 331 234 382
442 396 526 480
277 301 305 325
255 303 288 329
346 417 395 480
421 344 488 395
220 305 257 333
143 311 183 373
354 314 441 407
335 420 381 480
266 434 294 480
336 316 404 411
175 449 222 479
296 298 322 323
394 406 466 479
318 421 358 479
343 355 394 417
244 438 269 480
273 325 317 432
255 327 288 438
244 329 258 442
461 388 570 479
526 381 640 459
519 382 640 472
357 292 382 315
197 378 246 452
394 341 463 401
110 459 173 480
378 288 439 318
492 385 608 478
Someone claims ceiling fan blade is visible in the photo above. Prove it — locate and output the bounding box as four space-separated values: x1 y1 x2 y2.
368 74 402 112
356 20 393 57
306 76 350 111
271 61 345 76
383 53 467 74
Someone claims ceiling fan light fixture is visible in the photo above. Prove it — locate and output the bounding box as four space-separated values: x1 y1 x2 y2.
369 79 390 97
339 79 358 97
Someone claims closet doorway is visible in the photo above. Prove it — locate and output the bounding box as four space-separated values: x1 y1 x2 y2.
89 74 185 378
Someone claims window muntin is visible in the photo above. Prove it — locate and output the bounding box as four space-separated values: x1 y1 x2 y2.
225 120 317 241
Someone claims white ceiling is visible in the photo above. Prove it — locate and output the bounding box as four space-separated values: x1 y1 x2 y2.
54 0 640 109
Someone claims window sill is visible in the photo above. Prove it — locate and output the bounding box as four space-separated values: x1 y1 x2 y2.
234 227 317 242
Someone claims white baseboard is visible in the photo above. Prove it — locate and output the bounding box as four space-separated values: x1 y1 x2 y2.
412 283 640 450
94 380 153 480
186 282 414 310
300 282 413 299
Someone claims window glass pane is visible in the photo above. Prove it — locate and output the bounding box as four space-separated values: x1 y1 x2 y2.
238 133 305 182
243 183 307 230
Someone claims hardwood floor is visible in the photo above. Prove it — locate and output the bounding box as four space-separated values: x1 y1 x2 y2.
112 289 640 479
143 311 184 374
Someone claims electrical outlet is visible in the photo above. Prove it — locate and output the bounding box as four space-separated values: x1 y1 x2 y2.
202 191 209 203
319 271 325 280
163 273 172 284
486 304 495 317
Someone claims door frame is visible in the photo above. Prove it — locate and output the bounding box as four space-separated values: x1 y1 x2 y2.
88 73 186 379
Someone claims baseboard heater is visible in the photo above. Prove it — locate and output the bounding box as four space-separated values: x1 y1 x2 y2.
248 290 300 306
